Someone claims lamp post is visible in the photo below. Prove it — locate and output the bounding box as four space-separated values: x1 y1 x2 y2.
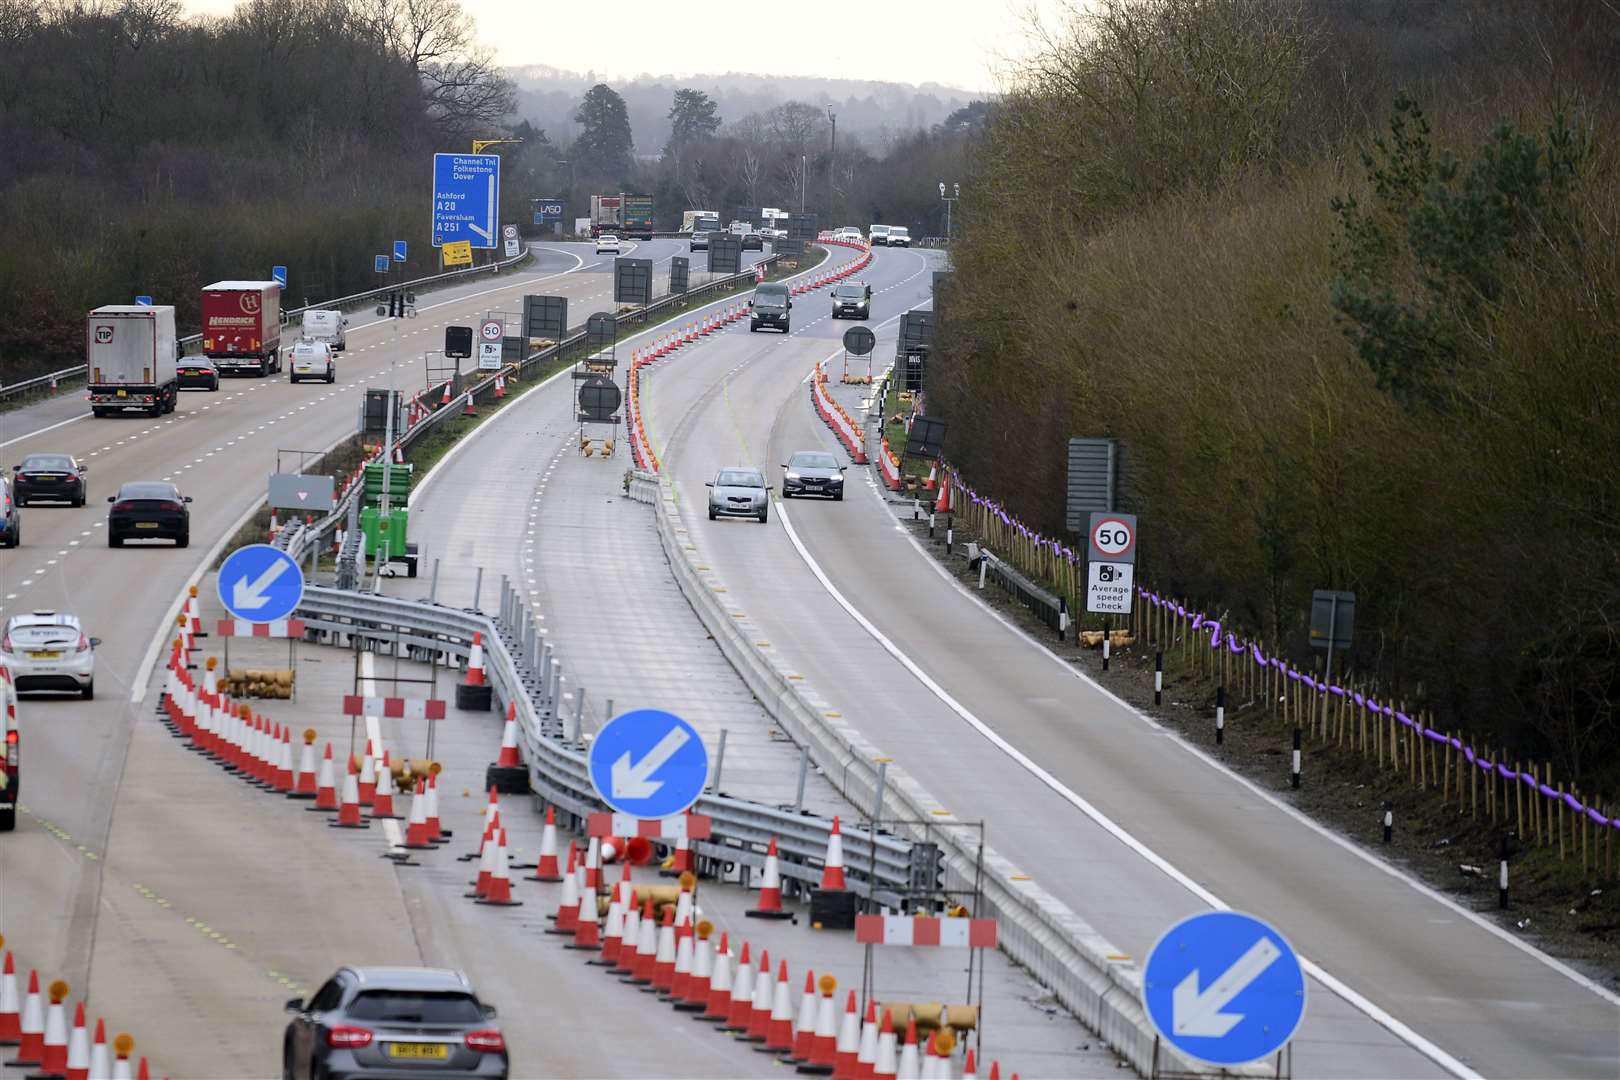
938 181 960 242
827 105 837 221
801 154 807 214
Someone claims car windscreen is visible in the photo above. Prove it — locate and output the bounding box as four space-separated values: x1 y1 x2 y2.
754 287 788 306
716 470 764 488
346 991 483 1024
790 453 838 469
118 483 178 501
695 218 719 231
23 456 74 471
834 285 865 298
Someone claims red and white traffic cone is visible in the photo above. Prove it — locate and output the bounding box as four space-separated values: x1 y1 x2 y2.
528 806 562 881
466 826 495 899
762 960 795 1054
475 829 522 907
38 979 68 1077
494 704 521 768
629 900 660 985
85 1022 107 1080
833 991 861 1079
272 727 293 793
742 948 772 1042
961 1048 978 1080
646 907 677 993
819 817 847 891
677 925 712 1010
748 836 791 919
545 845 579 934
0 951 19 1045
666 919 693 999
583 836 602 890
600 900 625 965
439 381 452 407
494 374 507 398
567 885 600 949
371 754 399 819
722 942 754 1031
923 463 937 491
11 970 42 1066
662 835 694 877
465 632 486 686
63 1003 88 1080
699 934 731 1020
786 971 818 1063
332 758 368 828
855 1000 880 1080
934 477 952 514
895 1018 920 1080
311 744 339 811
402 779 434 849
357 741 377 805
872 1012 897 1079
289 730 318 798
110 1032 133 1080
461 390 477 417
424 774 444 842
805 979 839 1074
613 899 644 977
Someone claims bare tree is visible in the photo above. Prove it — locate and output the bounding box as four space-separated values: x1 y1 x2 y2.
361 0 513 135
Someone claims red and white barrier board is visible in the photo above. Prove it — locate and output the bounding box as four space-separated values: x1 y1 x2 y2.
855 914 997 948
341 695 448 720
587 812 713 840
216 619 306 637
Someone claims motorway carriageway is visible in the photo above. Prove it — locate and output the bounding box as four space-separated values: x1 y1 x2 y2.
0 239 765 1070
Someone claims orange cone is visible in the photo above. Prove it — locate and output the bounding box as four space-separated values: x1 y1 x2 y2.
934 477 951 514
748 837 790 919
567 882 601 949
371 754 399 819
527 806 562 881
699 934 731 1020
475 829 522 906
762 960 795 1054
12 970 42 1066
495 703 522 768
290 729 318 799
721 942 754 1031
613 900 645 977
819 817 847 891
402 779 434 849
833 991 861 1079
742 948 772 1041
0 951 19 1044
786 971 818 1062
332 757 368 828
465 633 486 686
357 741 377 804
923 463 936 491
38 979 68 1076
311 744 338 811
545 845 579 934
64 1003 88 1080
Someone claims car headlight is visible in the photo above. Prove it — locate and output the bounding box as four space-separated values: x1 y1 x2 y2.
785 472 801 481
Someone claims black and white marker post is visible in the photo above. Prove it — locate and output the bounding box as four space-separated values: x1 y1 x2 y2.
1382 800 1394 843
1058 597 1069 642
1101 622 1111 672
1291 726 1302 788
1154 650 1164 706
1215 685 1225 745
1499 835 1510 909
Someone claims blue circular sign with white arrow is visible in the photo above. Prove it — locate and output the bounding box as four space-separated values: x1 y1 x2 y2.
588 709 709 819
1142 911 1307 1068
217 543 305 624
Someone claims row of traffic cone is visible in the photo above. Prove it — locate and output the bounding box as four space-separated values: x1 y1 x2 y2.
809 361 870 464
0 939 155 1080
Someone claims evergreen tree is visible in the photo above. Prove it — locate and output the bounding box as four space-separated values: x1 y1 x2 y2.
572 83 634 182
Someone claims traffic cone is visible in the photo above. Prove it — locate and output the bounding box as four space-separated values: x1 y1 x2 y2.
11 970 42 1066
661 835 694 877
495 704 521 768
424 774 445 841
38 979 68 1076
664 919 693 995
700 934 732 1020
785 971 817 1062
924 1029 956 1080
64 1003 88 1080
962 1048 977 1080
465 632 486 686
462 390 477 417
676 924 711 1010
802 979 838 1074
402 779 433 848
819 817 847 891
855 1000 879 1080
110 1033 132 1080
645 907 676 992
272 727 293 793
494 374 506 398
934 478 951 514
466 826 495 899
741 948 772 1041
290 730 318 798
440 381 452 407
371 754 399 818
135 1057 148 1080
626 899 658 985
748 837 791 919
761 961 795 1054
545 844 579 932
923 463 936 491
583 836 602 890
567 881 601 948
475 829 522 906
833 991 861 1079
873 1013 897 1079
0 950 19 1044
613 899 644 976
599 900 625 965
310 744 339 811
529 807 562 880
358 741 377 804
86 1022 107 1080
895 1019 920 1080
722 942 754 1030
331 757 368 828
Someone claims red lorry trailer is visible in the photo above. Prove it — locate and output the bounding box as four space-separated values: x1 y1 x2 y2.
201 280 283 376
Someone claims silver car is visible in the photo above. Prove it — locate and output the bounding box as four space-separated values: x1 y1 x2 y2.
1 611 98 699
706 467 771 523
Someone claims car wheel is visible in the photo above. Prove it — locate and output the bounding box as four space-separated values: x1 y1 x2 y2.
177 529 190 549
326 370 335 384
290 375 298 384
0 806 14 832
14 496 24 508
209 378 219 391
833 491 844 501
109 535 122 548
758 508 769 524
281 1045 294 1080
82 680 94 701
708 508 717 520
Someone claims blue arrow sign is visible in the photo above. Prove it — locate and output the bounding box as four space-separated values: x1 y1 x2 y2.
588 709 709 819
1143 911 1306 1068
271 265 288 288
217 544 305 624
374 255 389 273
432 153 500 250
134 295 153 306
393 240 407 262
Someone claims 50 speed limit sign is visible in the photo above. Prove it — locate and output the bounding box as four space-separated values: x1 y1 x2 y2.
1088 512 1137 564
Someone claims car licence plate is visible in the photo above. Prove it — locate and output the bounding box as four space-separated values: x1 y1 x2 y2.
135 522 160 529
387 1043 449 1060
28 650 61 660
116 389 127 397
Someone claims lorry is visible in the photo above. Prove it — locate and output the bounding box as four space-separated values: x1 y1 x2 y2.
681 209 719 233
591 194 655 239
300 308 347 351
201 281 282 377
589 195 624 236
621 195 655 239
86 305 179 417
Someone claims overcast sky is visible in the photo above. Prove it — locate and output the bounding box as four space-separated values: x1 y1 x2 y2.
181 0 1079 93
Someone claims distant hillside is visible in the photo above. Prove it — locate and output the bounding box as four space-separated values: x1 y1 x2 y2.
507 68 979 157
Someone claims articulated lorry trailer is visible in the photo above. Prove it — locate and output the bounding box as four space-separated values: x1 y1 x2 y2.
86 305 179 417
201 280 283 376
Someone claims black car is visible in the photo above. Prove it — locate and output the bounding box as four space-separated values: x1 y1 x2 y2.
831 281 872 319
741 231 764 251
782 450 847 500
284 967 508 1080
176 357 220 391
12 454 88 507
107 481 191 547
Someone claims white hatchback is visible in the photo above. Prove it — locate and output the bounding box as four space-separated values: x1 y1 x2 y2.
1 611 98 699
289 341 335 384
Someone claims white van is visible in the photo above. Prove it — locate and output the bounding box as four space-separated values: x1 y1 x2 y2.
289 341 335 384
301 309 347 351
869 225 890 246
886 226 911 248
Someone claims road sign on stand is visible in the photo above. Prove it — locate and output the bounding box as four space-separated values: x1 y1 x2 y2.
271 265 288 288
502 224 521 259
393 240 408 262
134 295 153 305
477 319 504 370
1087 512 1137 563
588 709 709 819
1086 562 1134 614
374 255 389 274
218 544 305 624
432 153 500 249
268 473 336 513
1142 911 1306 1068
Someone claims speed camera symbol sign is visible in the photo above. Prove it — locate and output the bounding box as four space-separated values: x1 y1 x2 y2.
1088 512 1137 564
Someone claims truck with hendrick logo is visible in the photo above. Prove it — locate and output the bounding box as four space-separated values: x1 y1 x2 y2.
86 305 179 417
201 280 283 377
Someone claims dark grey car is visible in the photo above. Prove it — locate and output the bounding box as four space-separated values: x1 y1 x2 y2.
707 467 771 523
781 451 846 500
283 967 507 1080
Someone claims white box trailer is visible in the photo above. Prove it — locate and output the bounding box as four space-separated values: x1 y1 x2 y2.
301 309 347 350
86 305 179 417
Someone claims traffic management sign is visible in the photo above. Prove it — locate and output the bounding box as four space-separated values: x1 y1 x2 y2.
393 240 408 262
1088 511 1137 563
374 255 389 273
134 295 153 305
271 265 288 287
588 709 709 819
1086 561 1134 615
217 544 306 625
1142 911 1306 1068
432 153 500 249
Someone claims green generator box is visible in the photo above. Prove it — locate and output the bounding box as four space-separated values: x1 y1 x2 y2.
360 506 409 559
362 462 414 508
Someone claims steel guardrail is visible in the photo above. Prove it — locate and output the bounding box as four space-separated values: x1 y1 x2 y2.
291 583 918 901
0 247 535 401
